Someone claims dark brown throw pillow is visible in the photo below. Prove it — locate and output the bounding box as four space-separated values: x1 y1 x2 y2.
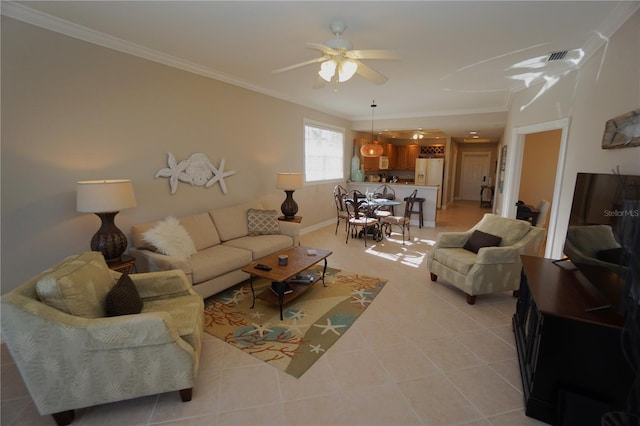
105 273 143 316
463 230 502 254
597 247 629 266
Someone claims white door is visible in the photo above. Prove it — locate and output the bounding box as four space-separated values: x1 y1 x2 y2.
460 152 490 201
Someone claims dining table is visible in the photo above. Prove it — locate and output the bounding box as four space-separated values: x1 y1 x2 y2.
358 198 402 241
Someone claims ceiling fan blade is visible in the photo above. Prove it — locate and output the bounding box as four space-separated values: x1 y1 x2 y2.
306 42 338 56
355 60 388 85
348 49 400 60
272 55 330 74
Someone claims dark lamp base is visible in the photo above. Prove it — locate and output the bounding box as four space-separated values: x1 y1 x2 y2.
91 212 128 261
280 190 299 220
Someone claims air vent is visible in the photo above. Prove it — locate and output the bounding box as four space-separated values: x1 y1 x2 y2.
548 51 568 62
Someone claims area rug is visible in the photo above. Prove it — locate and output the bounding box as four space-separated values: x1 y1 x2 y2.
203 266 387 378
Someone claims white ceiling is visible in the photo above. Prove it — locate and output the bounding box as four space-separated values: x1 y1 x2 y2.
3 1 638 142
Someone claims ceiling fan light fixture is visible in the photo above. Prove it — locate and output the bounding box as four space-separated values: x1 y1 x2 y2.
338 59 358 82
319 60 337 82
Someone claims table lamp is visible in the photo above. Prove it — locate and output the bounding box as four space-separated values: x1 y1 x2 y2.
77 179 137 261
276 173 303 219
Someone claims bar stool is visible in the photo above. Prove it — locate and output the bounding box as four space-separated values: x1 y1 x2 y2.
404 196 425 228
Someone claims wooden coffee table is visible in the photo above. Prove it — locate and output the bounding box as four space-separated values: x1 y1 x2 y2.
242 246 332 320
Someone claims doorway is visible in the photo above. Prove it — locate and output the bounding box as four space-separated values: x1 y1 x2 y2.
518 130 561 226
503 118 570 259
460 152 491 201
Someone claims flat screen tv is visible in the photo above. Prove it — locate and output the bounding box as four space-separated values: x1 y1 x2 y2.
563 172 640 314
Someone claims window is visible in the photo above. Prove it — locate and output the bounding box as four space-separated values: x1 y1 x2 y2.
304 120 345 183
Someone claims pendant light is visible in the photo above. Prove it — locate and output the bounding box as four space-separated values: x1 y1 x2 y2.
360 101 384 158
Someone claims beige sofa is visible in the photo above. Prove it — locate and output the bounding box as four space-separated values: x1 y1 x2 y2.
129 201 300 299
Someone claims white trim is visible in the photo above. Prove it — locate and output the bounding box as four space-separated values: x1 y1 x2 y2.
504 118 570 259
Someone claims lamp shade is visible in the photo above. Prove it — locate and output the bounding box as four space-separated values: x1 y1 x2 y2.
77 180 137 213
276 173 304 190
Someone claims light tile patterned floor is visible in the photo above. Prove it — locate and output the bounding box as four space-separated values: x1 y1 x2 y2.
1 201 547 425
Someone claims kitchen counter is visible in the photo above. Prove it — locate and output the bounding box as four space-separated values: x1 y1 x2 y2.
347 182 438 227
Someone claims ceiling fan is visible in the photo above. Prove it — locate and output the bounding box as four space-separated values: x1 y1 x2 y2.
272 21 399 87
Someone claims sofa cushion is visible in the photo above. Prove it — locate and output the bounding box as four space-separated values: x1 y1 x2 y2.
35 251 115 318
247 208 280 236
187 245 253 284
105 273 143 316
209 202 260 241
222 234 293 260
143 217 197 260
178 212 221 250
463 230 502 254
476 214 530 247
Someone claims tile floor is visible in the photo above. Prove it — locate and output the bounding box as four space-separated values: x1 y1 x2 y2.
1 201 547 425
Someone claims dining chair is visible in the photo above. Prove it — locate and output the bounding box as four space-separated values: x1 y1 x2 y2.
345 198 379 247
373 184 396 215
382 189 417 245
333 185 349 234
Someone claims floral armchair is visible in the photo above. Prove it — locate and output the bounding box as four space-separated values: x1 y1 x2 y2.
1 251 203 425
427 214 546 304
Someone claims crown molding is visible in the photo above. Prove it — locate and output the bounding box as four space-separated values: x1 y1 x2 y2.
0 1 347 120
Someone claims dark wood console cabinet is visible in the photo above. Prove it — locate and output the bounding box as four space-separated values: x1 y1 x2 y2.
513 256 634 425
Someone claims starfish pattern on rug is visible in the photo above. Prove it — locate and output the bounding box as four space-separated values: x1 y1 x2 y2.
313 318 348 336
286 309 305 321
250 323 274 337
203 266 388 378
309 344 325 354
222 293 242 305
284 321 310 336
352 289 374 298
350 295 369 307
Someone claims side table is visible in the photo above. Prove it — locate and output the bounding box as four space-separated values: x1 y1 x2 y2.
278 216 302 223
480 185 494 208
107 254 136 274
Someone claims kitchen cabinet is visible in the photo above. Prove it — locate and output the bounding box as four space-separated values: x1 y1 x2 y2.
407 145 419 169
394 145 420 170
382 143 396 169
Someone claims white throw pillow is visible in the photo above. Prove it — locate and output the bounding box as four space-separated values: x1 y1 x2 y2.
143 217 197 260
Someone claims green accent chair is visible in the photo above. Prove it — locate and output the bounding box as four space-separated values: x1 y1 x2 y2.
1 251 203 425
427 213 546 304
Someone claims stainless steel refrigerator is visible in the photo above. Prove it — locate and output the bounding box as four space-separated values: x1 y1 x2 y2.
415 158 444 207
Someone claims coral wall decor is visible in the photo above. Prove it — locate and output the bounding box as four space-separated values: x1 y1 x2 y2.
155 152 236 194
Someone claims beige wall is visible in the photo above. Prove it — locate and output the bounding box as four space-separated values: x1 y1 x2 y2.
498 10 640 255
1 17 350 292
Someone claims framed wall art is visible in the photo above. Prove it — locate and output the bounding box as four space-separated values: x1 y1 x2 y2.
602 109 640 149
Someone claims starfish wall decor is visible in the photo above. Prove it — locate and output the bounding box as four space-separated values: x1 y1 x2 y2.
155 152 236 194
